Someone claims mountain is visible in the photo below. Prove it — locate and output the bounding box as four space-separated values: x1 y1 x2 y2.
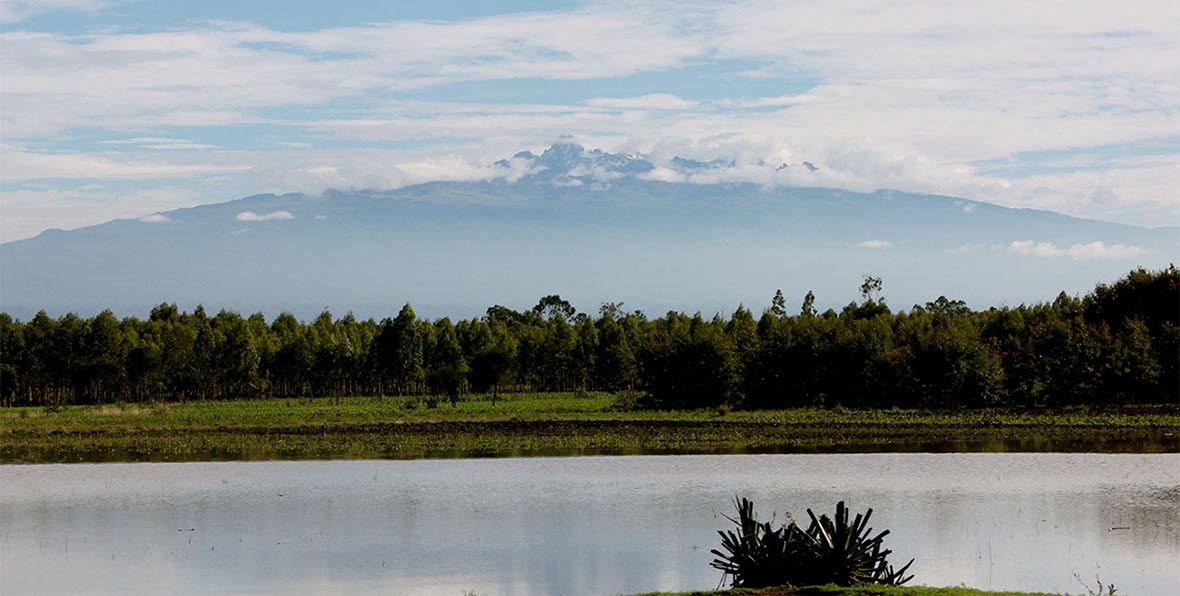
2 142 1176 320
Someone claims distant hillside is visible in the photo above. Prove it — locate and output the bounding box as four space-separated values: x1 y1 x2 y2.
2 143 1176 320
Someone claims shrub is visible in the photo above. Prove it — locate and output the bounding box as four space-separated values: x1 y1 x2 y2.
609 389 646 411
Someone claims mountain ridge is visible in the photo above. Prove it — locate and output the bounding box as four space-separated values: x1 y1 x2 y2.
9 141 1176 241
2 143 1176 321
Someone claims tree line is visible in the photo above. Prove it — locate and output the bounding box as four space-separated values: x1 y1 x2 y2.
1 267 1175 409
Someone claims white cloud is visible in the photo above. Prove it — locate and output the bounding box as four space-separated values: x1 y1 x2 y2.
396 154 510 186
0 148 248 180
267 165 402 196
1008 240 1066 258
0 5 706 137
1066 241 1152 260
640 166 688 184
6 0 1166 157
943 241 1000 253
262 153 539 196
235 210 294 221
856 240 895 249
269 141 313 149
1007 240 1150 260
0 0 106 23
3 4 1173 121
976 161 1180 226
954 200 978 214
725 94 820 109
138 213 172 223
100 137 219 151
303 110 625 144
585 94 699 111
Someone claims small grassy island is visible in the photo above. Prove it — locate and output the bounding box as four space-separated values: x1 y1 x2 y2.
633 585 1075 596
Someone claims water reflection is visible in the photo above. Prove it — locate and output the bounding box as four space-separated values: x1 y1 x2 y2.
2 454 1178 595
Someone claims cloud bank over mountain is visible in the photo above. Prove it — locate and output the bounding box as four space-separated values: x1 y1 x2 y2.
1 1 1176 242
2 143 1175 321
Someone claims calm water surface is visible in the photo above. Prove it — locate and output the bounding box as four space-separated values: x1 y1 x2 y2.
2 453 1178 595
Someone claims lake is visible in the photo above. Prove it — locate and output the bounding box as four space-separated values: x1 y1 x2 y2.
2 453 1178 595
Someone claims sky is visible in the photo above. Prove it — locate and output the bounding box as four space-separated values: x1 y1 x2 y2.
1 0 1178 243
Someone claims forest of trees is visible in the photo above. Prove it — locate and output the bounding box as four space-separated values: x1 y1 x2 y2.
1 267 1176 410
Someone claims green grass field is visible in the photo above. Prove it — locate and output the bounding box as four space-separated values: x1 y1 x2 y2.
2 392 1176 463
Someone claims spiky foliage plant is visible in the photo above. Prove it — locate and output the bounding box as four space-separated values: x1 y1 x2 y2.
710 498 914 589
709 497 807 587
801 501 914 586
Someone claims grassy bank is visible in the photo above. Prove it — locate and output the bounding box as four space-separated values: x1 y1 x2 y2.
633 585 1070 596
2 392 1176 463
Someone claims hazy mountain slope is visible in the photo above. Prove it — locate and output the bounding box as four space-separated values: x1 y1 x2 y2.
2 144 1176 320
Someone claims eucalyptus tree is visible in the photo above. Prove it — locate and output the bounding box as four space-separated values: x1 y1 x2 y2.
533 294 576 321
0 313 24 405
642 311 739 409
370 304 424 396
594 314 638 391
77 309 126 403
427 318 467 406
